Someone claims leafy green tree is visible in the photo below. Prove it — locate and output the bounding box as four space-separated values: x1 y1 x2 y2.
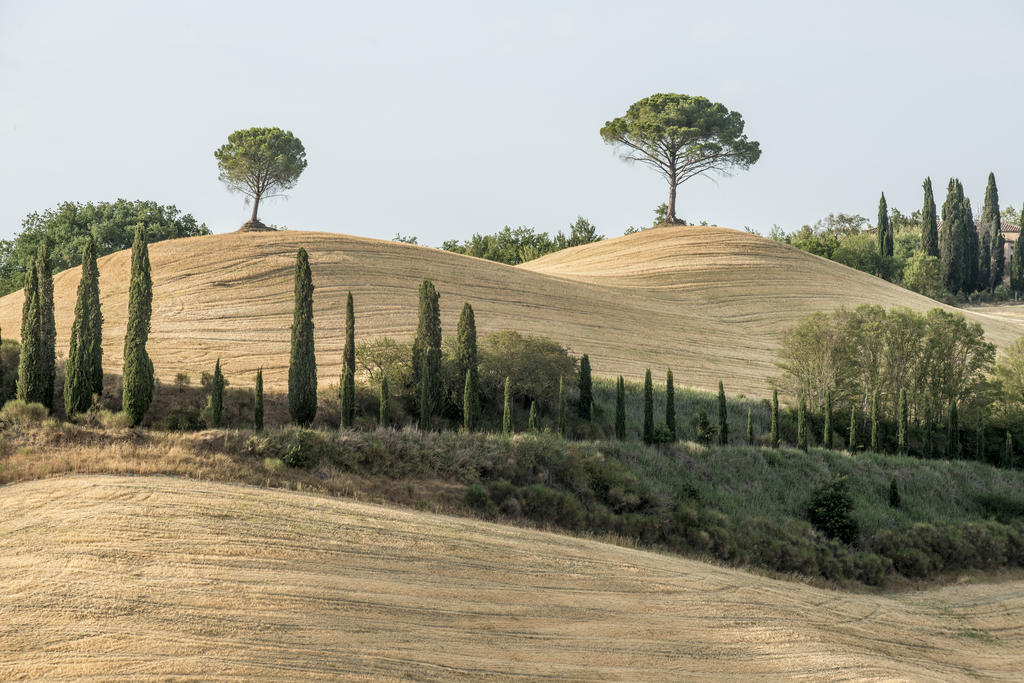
578 354 592 419
920 177 939 258
823 389 833 450
455 302 479 417
600 93 761 224
412 280 442 422
476 331 574 409
665 369 676 441
122 226 154 426
897 388 907 455
208 358 225 428
902 252 945 299
771 389 780 448
807 475 858 544
797 397 807 451
877 193 893 258
340 291 356 428
643 369 654 444
214 127 307 225
441 219 603 265
870 391 879 452
463 368 479 431
923 400 933 458
0 200 208 297
64 238 103 417
288 248 317 425
976 407 985 463
502 376 513 436
717 380 728 445
848 406 857 451
948 401 960 458
380 375 391 427
16 265 43 405
34 244 55 409
254 368 264 431
615 376 626 440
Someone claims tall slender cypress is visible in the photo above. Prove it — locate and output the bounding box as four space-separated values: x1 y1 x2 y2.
340 291 355 428
35 243 55 410
642 369 654 444
897 388 907 455
941 179 968 294
209 358 224 428
963 195 980 294
991 230 1006 290
412 280 442 421
615 376 626 440
947 402 960 459
578 354 592 419
455 302 478 421
1012 235 1024 298
17 265 43 405
502 376 512 436
557 377 566 435
797 396 807 451
848 406 857 451
717 380 728 445
462 368 479 431
981 172 1001 292
770 388 780 448
877 192 893 258
921 177 939 258
745 407 753 444
288 248 316 425
254 368 264 431
665 369 676 441
379 375 390 427
870 390 879 452
122 226 154 426
418 355 431 431
65 238 103 417
823 389 833 450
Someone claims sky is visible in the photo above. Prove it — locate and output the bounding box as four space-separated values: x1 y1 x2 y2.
1 0 1022 244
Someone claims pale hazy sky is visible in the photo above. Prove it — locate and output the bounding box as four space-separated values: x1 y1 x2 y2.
2 1 1022 244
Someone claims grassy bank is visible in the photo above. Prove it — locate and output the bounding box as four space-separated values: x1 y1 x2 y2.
2 415 1022 589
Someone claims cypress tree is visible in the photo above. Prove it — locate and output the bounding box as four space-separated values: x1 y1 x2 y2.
976 407 985 463
35 243 56 409
254 368 264 432
889 476 901 508
877 192 893 258
528 401 537 432
897 388 908 455
17 265 44 405
979 225 991 294
642 369 654 444
502 376 512 436
991 230 1006 291
745 407 753 444
770 388 780 448
209 358 224 428
65 238 103 417
379 375 390 427
615 376 626 440
288 248 317 425
340 291 355 428
823 389 833 450
122 226 154 427
665 369 676 441
462 368 479 431
921 177 939 258
797 396 807 451
870 391 879 452
455 302 479 420
981 172 1001 291
963 195 980 294
557 377 566 435
848 405 857 451
1012 236 1024 298
941 179 967 294
578 354 592 419
717 380 728 445
419 356 431 431
412 280 442 421
947 402 960 459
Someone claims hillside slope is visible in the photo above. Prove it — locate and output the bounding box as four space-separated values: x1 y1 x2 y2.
0 226 1018 398
1 475 1021 679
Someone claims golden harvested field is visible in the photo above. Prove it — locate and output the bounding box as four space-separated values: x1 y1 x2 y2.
0 475 1021 680
0 225 1021 398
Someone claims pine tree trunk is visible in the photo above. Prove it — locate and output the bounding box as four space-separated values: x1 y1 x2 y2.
250 194 261 222
667 180 677 223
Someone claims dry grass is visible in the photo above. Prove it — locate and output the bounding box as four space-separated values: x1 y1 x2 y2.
0 226 1020 400
1 474 1022 680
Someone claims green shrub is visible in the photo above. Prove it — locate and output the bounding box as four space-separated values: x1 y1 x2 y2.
807 475 859 544
75 407 131 430
0 399 48 427
247 428 327 469
160 406 205 431
464 483 497 517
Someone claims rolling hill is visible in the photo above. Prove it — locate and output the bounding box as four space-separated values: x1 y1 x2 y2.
1 475 1021 679
0 225 1020 399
